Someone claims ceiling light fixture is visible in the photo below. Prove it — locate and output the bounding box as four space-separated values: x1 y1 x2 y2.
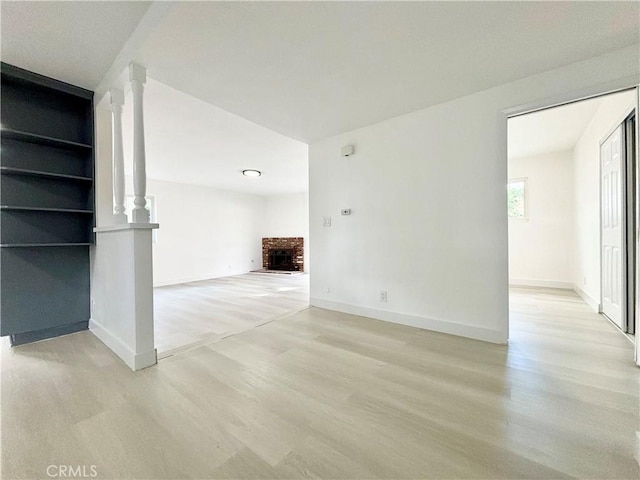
242 169 261 177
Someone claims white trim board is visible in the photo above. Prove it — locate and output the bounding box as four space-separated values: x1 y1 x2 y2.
154 274 221 288
94 223 159 233
153 272 252 288
572 284 600 312
509 279 574 290
89 318 157 371
153 269 306 288
310 298 506 344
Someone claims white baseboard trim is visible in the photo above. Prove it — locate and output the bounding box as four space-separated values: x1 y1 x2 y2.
635 432 640 467
89 318 157 371
153 271 251 288
310 298 506 344
572 284 600 312
509 278 574 290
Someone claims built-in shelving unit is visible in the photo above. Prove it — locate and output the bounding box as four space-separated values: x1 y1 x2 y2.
0 62 95 345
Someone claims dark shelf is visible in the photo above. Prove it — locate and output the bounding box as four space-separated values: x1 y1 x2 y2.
1 128 93 151
1 243 93 248
0 205 93 214
0 166 92 182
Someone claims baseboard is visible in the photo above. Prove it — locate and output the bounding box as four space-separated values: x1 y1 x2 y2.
310 298 506 344
572 284 600 312
10 321 88 346
154 274 218 287
509 278 574 290
154 272 251 287
89 318 157 371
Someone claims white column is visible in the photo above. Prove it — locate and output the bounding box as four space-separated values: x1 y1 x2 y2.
129 63 150 223
109 88 127 224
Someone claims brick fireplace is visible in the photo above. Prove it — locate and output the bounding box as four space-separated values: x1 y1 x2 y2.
262 237 304 272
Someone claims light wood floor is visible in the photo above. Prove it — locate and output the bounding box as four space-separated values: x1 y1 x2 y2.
154 273 309 355
1 287 638 479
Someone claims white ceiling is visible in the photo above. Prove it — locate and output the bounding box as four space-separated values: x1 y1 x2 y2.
121 79 308 195
0 1 151 89
132 1 640 143
2 1 638 194
508 96 604 160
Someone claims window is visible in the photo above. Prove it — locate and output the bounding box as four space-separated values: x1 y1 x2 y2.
508 179 527 219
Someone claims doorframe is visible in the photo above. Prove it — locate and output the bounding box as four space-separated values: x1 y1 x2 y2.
624 111 637 336
504 84 640 367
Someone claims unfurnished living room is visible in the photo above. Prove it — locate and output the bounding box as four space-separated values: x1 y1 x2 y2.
0 2 639 480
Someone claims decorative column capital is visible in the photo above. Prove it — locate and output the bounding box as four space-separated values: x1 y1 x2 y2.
109 88 124 107
129 63 147 84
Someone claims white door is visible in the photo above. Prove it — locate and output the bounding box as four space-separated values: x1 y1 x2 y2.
601 125 624 328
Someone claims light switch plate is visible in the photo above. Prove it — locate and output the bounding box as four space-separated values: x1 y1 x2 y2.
323 216 331 227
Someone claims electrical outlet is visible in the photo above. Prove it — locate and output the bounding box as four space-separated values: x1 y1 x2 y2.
380 290 387 302
323 216 332 227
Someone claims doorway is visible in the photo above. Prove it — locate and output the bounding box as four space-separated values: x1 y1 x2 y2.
507 88 638 343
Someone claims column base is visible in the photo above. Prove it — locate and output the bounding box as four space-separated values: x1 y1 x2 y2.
132 207 150 223
113 213 128 224
89 318 157 370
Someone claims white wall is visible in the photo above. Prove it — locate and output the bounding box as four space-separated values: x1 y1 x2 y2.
508 151 574 288
125 176 266 286
572 89 637 307
262 192 310 272
309 45 638 344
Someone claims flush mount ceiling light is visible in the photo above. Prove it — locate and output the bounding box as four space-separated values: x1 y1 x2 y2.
242 169 261 177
